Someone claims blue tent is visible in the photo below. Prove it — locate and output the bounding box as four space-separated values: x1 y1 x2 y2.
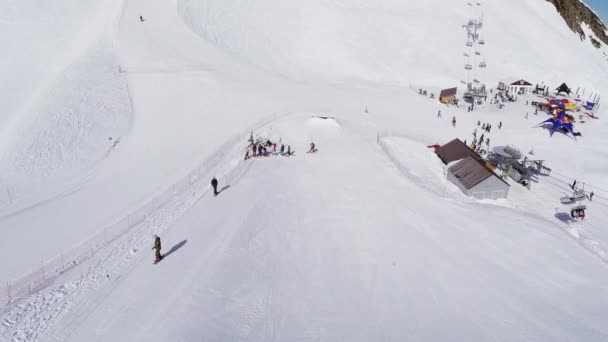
536 111 576 138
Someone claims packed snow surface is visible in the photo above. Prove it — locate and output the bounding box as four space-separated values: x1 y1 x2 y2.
1 0 608 341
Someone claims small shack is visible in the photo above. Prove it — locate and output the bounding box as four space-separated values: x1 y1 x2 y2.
448 157 510 200
439 87 458 104
435 138 479 164
436 139 510 199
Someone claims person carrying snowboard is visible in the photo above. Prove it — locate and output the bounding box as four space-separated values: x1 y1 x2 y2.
153 235 162 263
211 177 219 196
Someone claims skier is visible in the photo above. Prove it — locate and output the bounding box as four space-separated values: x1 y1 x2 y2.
437 110 442 118
571 180 577 190
482 123 486 130
452 116 456 127
308 142 316 153
152 235 162 263
211 177 219 196
280 144 285 155
287 145 292 156
139 15 145 22
244 150 251 160
498 121 502 130
252 145 257 156
486 138 490 146
589 191 594 201
273 143 277 154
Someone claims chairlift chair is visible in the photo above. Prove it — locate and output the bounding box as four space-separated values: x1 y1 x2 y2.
479 40 485 45
466 42 473 47
465 64 473 70
479 62 486 68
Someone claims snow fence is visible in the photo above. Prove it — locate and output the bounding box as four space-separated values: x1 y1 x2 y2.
0 113 286 309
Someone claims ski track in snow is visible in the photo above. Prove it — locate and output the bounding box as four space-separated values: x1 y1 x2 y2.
2 0 608 340
0 152 256 342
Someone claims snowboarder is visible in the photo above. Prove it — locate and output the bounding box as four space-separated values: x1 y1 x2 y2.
308 142 316 153
139 15 145 22
589 191 594 201
498 121 502 130
211 177 219 196
452 116 456 127
153 235 162 263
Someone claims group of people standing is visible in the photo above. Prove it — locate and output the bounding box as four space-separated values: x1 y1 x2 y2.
245 139 293 160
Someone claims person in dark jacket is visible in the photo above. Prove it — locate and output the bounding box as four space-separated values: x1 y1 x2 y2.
211 177 219 196
153 235 162 263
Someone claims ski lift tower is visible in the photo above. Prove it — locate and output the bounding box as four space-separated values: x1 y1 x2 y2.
462 2 487 103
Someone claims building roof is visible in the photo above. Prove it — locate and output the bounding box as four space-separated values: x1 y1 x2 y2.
510 79 533 86
449 157 509 190
435 139 480 164
439 87 458 98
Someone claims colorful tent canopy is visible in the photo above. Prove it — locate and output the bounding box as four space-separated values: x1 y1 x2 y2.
555 83 572 96
536 111 576 138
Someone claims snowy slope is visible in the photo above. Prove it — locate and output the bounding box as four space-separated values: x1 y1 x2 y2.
1 0 608 341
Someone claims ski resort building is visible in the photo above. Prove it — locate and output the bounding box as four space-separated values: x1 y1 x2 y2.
436 139 510 199
439 87 458 104
435 139 478 164
499 79 534 95
448 157 510 200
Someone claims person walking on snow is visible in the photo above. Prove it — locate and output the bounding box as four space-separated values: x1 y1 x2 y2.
308 142 316 153
211 177 219 196
153 235 162 263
